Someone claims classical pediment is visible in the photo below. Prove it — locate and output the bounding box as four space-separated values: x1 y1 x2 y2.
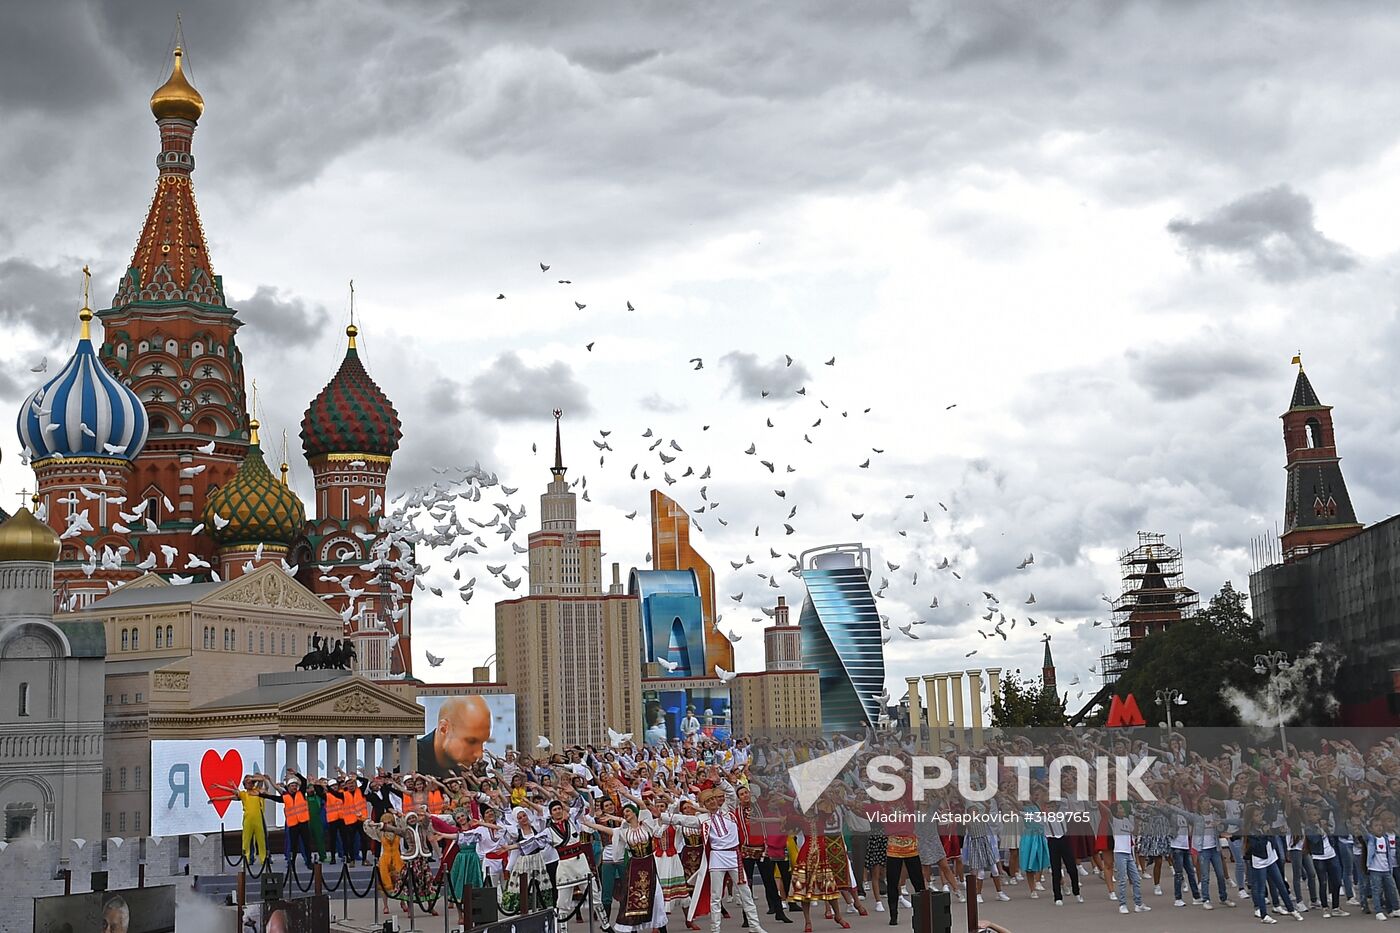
281 676 424 725
199 563 339 618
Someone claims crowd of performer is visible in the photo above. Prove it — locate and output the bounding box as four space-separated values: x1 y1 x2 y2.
213 728 1400 929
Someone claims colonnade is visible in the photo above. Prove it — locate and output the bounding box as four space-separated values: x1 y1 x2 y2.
904 667 1002 749
260 733 414 780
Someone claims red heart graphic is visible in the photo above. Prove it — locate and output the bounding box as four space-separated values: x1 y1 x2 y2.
201 748 244 819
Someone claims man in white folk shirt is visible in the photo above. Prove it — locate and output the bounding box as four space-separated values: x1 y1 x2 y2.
663 781 769 933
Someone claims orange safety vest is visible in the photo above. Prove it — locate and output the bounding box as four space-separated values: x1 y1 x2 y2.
428 789 445 815
324 791 345 824
282 792 309 827
345 788 367 824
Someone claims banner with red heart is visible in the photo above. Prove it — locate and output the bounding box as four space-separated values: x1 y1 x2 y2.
201 748 244 818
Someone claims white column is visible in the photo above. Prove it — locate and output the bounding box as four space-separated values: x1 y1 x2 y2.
262 736 278 779
923 675 940 750
933 674 950 750
282 735 299 777
397 735 411 772
949 672 966 748
905 677 924 746
967 670 986 748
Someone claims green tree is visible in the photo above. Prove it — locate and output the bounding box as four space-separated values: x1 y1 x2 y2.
1107 581 1271 726
990 669 1067 727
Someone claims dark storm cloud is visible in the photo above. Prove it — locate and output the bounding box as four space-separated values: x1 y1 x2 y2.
234 286 331 351
0 5 122 112
1125 343 1273 401
719 352 810 401
0 257 81 338
469 351 591 422
5 0 1400 265
1166 186 1358 282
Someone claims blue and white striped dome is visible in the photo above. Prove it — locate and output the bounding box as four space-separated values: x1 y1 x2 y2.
17 315 149 462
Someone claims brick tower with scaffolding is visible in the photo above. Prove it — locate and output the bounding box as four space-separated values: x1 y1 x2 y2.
1100 532 1199 683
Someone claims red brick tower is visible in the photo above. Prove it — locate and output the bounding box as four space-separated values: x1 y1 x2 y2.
298 321 410 675
95 47 249 570
1280 356 1364 562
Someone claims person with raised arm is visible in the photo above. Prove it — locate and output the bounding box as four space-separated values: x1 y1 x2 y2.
207 772 279 867
662 776 770 933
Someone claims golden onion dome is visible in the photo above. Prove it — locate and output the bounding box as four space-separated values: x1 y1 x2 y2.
202 420 306 549
0 506 61 563
150 47 204 123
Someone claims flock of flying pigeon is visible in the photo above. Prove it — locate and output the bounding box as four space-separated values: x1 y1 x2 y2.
15 258 1097 704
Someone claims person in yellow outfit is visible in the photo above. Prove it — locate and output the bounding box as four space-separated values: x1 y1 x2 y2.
364 810 408 916
209 773 279 866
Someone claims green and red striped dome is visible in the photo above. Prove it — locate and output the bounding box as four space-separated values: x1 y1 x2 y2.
300 325 402 459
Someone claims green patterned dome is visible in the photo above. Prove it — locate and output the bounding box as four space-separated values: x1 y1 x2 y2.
301 324 402 459
203 420 306 548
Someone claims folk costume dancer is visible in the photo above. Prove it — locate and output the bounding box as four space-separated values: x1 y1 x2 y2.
504 804 556 914
592 803 667 933
547 798 608 926
788 796 855 932
430 808 496 928
738 784 791 924
656 811 692 910
396 811 441 916
663 783 770 933
673 801 708 930
363 811 407 917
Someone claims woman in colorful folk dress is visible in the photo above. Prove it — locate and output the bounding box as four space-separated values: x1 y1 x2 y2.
503 804 555 914
592 803 668 933
656 808 691 908
789 794 855 932
399 811 441 915
363 810 440 917
673 799 708 929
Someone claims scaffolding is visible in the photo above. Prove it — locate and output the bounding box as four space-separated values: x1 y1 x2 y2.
1100 532 1199 685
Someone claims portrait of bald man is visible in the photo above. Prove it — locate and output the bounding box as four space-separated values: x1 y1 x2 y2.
417 695 492 778
100 895 129 933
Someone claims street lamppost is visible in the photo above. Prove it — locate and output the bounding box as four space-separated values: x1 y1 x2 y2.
1155 688 1188 731
1253 650 1292 754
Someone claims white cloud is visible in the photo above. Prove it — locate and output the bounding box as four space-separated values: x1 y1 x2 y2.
2 1 1398 702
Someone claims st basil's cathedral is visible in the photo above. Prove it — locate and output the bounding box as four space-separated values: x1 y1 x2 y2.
10 48 416 676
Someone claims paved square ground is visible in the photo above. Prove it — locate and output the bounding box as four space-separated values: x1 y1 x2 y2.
187 876 1361 932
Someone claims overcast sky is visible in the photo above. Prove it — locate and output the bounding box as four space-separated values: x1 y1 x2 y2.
2 1 1398 716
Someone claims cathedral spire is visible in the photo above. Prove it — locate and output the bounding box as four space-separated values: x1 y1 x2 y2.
1279 359 1363 562
109 43 223 310
551 409 567 481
